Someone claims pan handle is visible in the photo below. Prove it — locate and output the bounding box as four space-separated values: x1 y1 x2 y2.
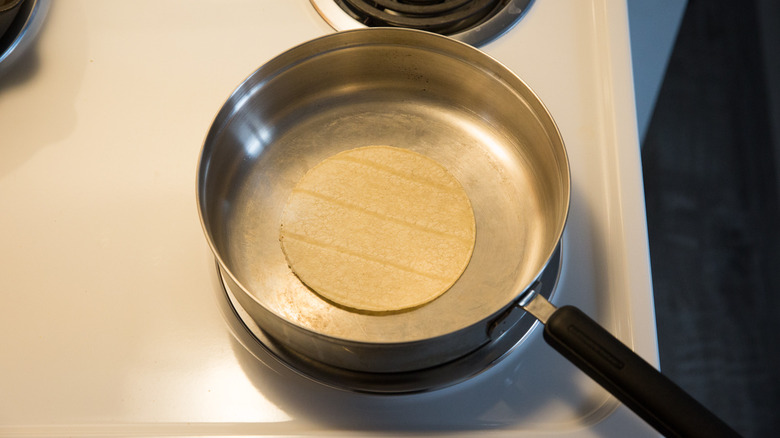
520 292 740 438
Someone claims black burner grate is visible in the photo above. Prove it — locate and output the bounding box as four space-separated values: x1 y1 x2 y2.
335 0 506 35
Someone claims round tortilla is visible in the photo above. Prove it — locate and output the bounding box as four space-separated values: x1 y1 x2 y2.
279 146 476 312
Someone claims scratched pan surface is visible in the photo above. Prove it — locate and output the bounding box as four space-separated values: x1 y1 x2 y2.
197 29 570 373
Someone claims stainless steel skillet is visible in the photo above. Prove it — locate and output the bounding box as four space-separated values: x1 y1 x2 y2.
197 28 738 438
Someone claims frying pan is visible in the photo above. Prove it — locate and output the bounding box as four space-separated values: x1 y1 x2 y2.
197 28 738 438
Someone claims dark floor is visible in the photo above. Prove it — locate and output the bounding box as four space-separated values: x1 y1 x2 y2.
642 1 780 436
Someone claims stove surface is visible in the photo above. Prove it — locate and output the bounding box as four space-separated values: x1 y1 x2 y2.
0 1 657 436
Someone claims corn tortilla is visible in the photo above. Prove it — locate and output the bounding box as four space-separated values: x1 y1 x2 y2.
279 146 476 312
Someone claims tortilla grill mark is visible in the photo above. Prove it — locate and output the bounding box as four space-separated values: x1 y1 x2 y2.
329 154 462 193
280 230 454 283
289 187 474 245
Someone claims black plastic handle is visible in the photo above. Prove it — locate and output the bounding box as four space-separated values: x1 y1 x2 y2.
543 305 741 438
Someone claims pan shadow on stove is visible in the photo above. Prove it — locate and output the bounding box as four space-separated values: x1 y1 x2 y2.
228 334 615 433
642 0 780 436
0 1 86 179
0 39 39 91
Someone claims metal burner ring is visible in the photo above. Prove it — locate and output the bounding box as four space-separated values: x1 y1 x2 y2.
311 0 535 47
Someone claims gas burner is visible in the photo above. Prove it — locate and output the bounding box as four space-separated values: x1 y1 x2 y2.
311 0 535 47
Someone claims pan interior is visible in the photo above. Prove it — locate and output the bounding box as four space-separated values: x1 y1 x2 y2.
199 31 568 344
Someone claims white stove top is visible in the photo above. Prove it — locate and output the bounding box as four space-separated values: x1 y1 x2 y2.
0 1 657 436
